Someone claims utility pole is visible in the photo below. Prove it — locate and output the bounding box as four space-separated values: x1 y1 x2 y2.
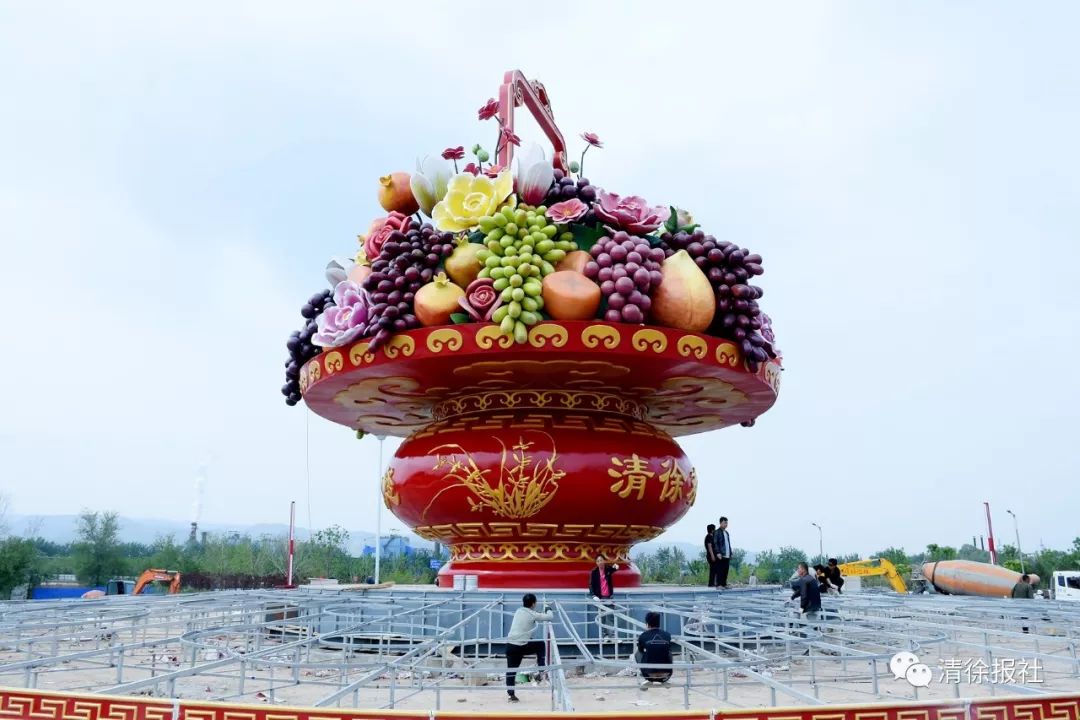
286 501 296 588
984 502 998 565
375 435 386 584
811 522 823 562
1006 509 1024 574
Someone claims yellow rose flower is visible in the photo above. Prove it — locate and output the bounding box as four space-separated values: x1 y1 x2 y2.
432 171 513 233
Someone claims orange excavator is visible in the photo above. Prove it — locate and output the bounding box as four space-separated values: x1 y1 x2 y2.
133 569 181 594
103 569 182 596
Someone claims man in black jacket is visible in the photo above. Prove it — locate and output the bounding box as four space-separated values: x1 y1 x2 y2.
713 517 732 588
705 524 719 587
791 562 822 625
825 558 844 594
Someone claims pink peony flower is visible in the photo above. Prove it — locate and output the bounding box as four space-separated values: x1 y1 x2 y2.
441 146 465 160
478 98 500 121
458 278 503 321
546 198 589 223
312 281 371 347
593 190 669 235
581 132 603 148
363 212 412 261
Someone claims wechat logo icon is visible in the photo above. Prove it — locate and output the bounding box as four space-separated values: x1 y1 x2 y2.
890 651 932 688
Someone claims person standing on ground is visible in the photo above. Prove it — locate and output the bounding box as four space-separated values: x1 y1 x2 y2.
1011 573 1035 633
588 555 620 637
713 517 732 588
704 523 719 587
825 558 844 594
504 593 554 703
636 610 673 686
791 562 823 631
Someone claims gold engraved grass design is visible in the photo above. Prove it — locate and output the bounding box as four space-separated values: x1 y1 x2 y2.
423 432 565 520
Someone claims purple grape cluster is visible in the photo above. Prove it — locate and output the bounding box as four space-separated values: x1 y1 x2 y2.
282 289 334 406
660 229 775 368
545 170 598 221
362 222 454 350
583 230 665 324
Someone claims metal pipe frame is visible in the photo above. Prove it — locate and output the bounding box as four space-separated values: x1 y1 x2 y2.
3 589 1079 711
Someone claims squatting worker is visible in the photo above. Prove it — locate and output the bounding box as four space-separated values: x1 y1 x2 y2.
636 610 673 685
504 593 553 703
826 558 844 594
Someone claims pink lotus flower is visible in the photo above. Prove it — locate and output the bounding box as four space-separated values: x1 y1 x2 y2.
581 132 603 148
500 126 521 147
515 143 554 205
441 146 465 160
546 198 588 223
363 211 412 261
593 190 670 234
478 98 499 121
457 278 503 321
312 281 370 348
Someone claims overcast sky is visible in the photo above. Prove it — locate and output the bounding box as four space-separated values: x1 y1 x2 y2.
2 2 1078 558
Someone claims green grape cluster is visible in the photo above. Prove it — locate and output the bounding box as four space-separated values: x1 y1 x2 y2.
475 204 576 343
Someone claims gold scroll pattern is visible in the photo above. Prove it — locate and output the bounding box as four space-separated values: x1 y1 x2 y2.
450 543 630 563
413 522 665 544
432 390 647 422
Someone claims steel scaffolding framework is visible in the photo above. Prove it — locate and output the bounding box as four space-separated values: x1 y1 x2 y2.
2 589 1079 712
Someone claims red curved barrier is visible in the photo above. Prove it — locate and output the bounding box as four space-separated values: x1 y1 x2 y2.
1 687 1078 720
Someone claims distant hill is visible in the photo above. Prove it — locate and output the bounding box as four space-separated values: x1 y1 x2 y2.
7 514 434 556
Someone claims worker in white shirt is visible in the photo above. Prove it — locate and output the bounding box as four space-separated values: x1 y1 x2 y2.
504 593 554 703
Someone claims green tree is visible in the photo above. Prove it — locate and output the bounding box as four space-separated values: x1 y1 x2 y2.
925 543 957 561
637 546 688 583
73 510 125 585
957 543 991 562
296 525 351 580
775 546 808 581
0 537 41 599
753 549 778 582
149 535 184 570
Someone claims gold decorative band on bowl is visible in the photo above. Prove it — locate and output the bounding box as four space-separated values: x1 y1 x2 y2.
448 542 631 564
431 389 648 421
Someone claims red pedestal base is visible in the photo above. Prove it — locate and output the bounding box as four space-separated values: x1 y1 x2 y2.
301 322 781 588
436 561 642 589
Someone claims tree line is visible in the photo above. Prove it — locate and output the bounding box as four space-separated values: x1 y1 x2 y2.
5 506 1080 598
633 538 1080 588
1 510 440 597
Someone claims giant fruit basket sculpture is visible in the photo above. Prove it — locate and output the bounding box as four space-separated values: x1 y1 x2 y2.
283 71 783 588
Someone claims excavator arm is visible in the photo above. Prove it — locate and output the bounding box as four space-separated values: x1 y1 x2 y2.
837 559 908 593
133 569 182 595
